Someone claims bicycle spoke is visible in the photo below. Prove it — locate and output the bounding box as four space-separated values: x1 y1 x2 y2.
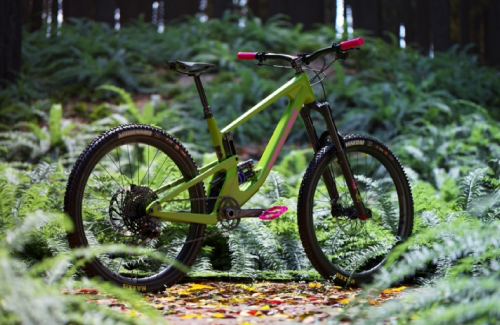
93 226 114 235
149 154 172 187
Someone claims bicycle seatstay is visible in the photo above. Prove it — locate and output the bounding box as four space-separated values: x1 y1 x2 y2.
147 72 316 224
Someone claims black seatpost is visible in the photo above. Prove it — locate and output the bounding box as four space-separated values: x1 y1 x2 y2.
192 75 213 119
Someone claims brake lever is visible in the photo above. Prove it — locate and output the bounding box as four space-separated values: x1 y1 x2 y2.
336 51 349 61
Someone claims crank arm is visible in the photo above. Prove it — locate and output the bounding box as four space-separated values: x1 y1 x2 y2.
225 209 265 219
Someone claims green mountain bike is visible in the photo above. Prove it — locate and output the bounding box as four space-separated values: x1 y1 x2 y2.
64 37 414 292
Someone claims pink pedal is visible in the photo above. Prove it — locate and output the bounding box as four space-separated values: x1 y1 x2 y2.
259 206 288 221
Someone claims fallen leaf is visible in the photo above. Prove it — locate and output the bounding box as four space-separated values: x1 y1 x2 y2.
180 313 202 318
76 288 98 294
188 284 214 291
382 286 407 294
309 282 322 289
367 297 381 305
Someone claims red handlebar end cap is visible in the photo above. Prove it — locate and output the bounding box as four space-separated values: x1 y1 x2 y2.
237 52 257 60
340 37 365 50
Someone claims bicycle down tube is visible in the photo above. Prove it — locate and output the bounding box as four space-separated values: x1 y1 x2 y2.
147 71 316 224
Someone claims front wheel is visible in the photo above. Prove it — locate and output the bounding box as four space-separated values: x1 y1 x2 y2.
297 134 413 286
64 124 206 292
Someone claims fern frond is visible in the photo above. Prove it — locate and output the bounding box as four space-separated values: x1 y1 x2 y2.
29 162 57 184
280 232 310 271
457 167 489 211
191 256 213 273
18 183 49 216
48 104 63 147
97 85 142 123
226 230 258 278
348 276 500 325
0 178 16 232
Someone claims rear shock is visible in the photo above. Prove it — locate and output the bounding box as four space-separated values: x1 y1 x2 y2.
237 159 255 184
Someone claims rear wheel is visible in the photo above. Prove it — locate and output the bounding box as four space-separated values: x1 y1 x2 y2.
297 134 413 286
64 124 206 292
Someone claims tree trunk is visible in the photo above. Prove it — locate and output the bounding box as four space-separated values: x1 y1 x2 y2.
267 0 324 30
486 0 500 66
399 0 417 47
430 0 451 51
325 0 336 27
63 0 116 26
380 0 399 43
211 0 233 19
267 0 286 20
288 0 324 30
347 0 382 38
22 0 44 31
118 0 155 25
164 0 200 22
414 0 430 54
460 0 470 46
0 0 23 83
247 0 268 21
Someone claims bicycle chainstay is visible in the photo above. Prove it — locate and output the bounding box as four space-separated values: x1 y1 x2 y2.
153 196 241 250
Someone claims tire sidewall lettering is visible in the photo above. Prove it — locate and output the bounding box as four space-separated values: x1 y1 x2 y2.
117 130 153 139
345 140 365 147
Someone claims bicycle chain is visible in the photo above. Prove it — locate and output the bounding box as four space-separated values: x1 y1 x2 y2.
155 196 239 250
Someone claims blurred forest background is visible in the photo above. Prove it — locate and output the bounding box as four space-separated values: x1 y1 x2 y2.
1 0 500 324
2 0 500 82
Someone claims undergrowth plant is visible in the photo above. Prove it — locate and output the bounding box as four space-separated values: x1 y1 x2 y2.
0 211 169 325
324 159 500 324
0 162 68 262
1 11 500 323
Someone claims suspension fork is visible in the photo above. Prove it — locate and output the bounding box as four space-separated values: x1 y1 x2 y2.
302 101 369 220
301 103 340 202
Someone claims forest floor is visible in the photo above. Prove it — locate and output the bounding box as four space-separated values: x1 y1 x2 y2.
68 280 412 324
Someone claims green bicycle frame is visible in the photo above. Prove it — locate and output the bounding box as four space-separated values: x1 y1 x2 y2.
146 72 316 224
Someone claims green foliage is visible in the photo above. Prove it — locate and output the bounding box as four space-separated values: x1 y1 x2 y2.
1 13 500 323
2 16 500 158
0 162 68 263
0 212 168 325
214 171 311 277
320 161 500 324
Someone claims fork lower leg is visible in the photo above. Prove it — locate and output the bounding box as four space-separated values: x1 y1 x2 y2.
305 101 369 220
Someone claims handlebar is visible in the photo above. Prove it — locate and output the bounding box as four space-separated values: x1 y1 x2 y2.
237 52 296 61
237 37 364 64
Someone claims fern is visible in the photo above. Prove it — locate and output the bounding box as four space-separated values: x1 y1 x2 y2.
457 167 489 212
0 178 15 233
0 212 167 325
280 231 310 271
191 256 214 274
226 230 258 278
330 160 500 324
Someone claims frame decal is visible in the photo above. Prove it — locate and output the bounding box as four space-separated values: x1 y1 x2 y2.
268 107 300 170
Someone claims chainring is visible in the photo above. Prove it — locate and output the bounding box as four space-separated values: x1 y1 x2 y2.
217 197 241 231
